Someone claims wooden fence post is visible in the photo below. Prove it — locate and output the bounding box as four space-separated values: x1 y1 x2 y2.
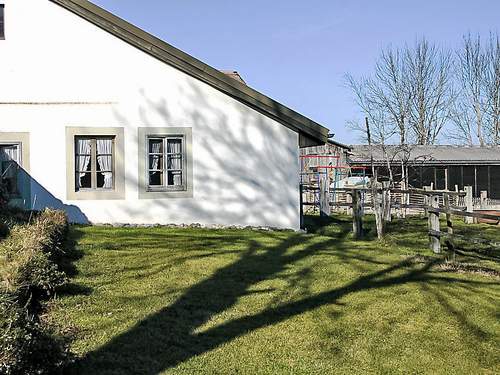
444 193 453 235
373 183 384 239
423 186 431 217
352 189 363 239
382 181 392 222
319 173 331 217
299 184 304 230
346 192 353 215
401 180 407 219
464 186 473 224
480 190 488 209
428 194 441 253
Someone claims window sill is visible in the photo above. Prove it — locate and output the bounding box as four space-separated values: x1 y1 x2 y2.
139 188 193 200
146 186 187 193
67 189 124 201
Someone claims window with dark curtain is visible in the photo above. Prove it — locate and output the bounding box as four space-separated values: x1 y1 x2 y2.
0 5 5 40
435 168 446 190
490 166 500 199
462 166 476 196
407 166 421 188
447 166 462 191
422 167 434 187
476 166 489 196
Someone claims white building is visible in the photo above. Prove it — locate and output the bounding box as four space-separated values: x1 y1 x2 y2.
0 0 329 229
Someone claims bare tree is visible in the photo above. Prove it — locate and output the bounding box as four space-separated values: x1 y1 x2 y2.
405 38 454 145
345 75 398 183
367 48 411 144
450 32 500 145
451 34 488 145
485 33 500 144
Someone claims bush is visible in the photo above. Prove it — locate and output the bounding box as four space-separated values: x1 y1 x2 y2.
0 295 70 375
0 209 72 375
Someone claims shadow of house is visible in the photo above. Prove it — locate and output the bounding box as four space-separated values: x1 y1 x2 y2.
7 167 89 224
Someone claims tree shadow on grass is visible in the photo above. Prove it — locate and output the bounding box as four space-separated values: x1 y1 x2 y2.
66 217 498 375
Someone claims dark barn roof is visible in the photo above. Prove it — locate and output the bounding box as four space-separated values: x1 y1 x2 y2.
349 145 500 166
50 0 330 146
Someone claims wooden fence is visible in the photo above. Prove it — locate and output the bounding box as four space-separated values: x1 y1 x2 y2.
300 185 500 254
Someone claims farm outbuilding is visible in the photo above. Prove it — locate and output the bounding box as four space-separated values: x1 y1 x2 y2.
349 145 500 199
300 139 351 187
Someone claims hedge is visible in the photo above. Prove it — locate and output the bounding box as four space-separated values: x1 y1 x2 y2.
0 209 72 375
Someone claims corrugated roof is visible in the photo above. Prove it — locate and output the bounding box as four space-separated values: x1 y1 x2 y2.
349 145 500 165
49 0 330 145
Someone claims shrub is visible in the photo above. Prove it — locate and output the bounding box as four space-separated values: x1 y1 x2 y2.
0 209 72 375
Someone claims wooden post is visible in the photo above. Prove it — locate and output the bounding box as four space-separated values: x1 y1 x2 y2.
352 189 363 239
480 190 488 209
346 191 353 215
299 184 304 230
319 173 331 217
444 193 453 235
381 181 391 222
423 186 431 217
455 185 459 206
464 186 473 224
401 180 407 219
428 194 441 253
373 183 384 239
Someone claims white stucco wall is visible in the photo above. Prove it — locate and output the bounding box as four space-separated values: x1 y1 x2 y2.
0 0 301 229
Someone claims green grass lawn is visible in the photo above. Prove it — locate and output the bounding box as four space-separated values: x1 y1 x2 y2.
53 215 500 374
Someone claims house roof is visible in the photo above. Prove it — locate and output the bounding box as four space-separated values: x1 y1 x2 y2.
349 145 500 166
328 139 351 150
50 0 330 145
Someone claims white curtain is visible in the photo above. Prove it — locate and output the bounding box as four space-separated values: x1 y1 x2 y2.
77 139 91 188
97 139 113 189
1 146 18 162
150 140 162 170
167 139 182 186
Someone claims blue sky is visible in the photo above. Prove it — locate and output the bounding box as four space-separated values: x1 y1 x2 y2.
92 0 500 144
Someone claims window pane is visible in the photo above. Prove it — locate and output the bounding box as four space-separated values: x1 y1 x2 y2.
149 139 163 154
167 154 182 170
167 170 182 186
1 161 17 195
97 155 112 171
76 139 92 174
490 166 500 199
97 172 113 189
422 167 434 187
0 5 4 40
463 166 475 196
78 172 92 189
0 145 18 162
407 167 421 188
149 171 163 186
435 168 446 190
96 139 113 155
447 166 462 191
167 139 182 154
149 155 163 170
476 166 489 195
